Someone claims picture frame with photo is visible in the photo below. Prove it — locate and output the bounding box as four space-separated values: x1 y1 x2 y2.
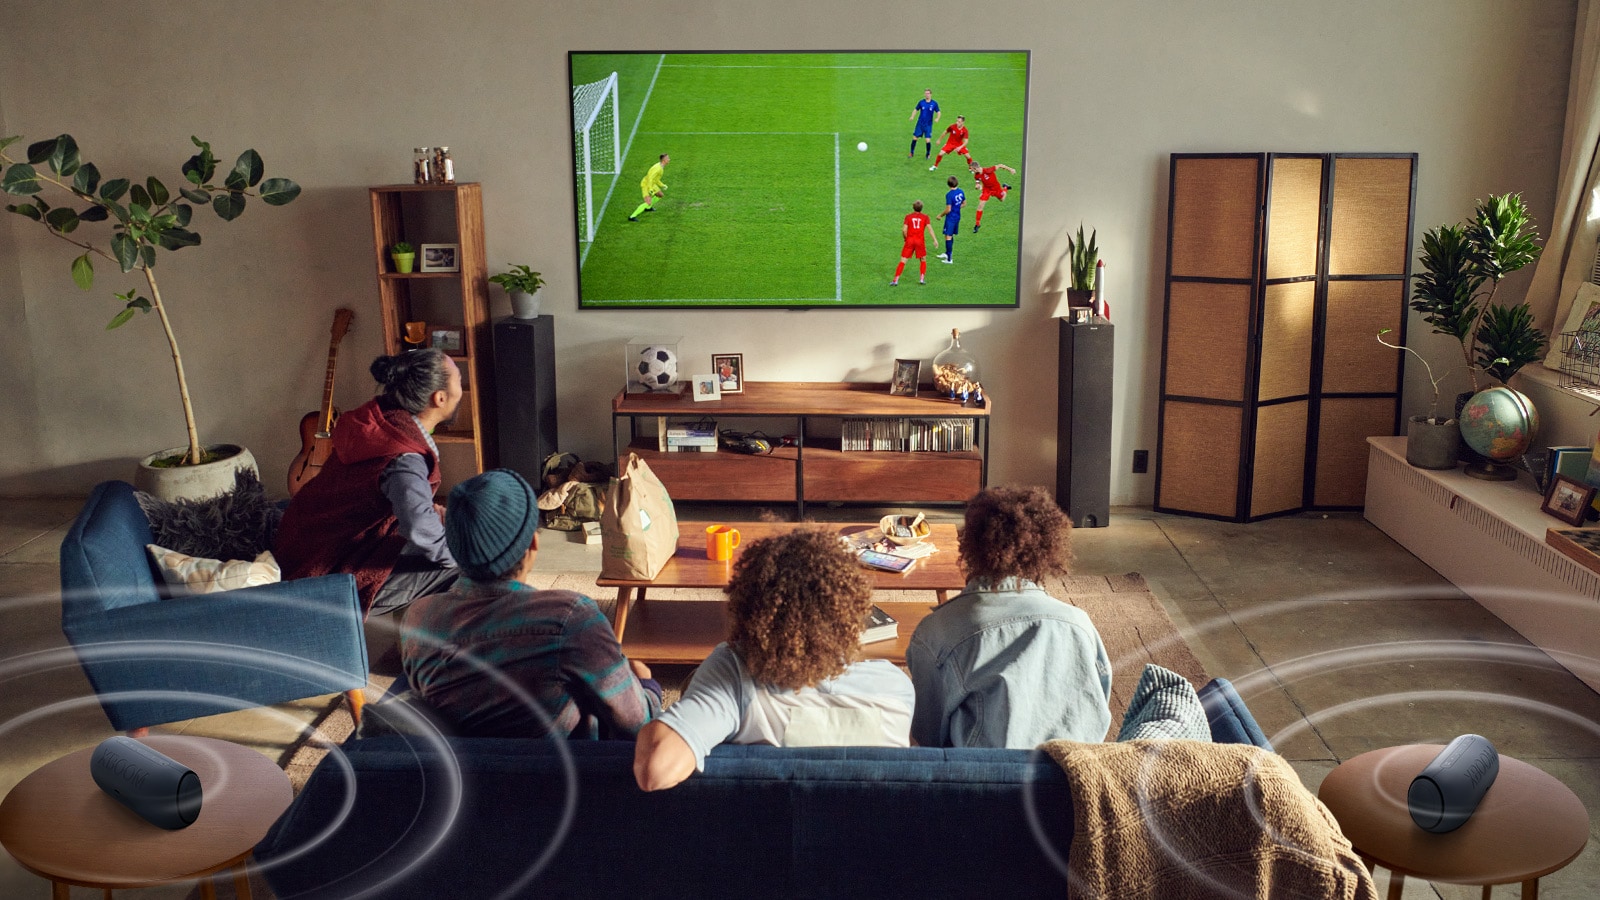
430 329 463 353
691 374 722 402
890 359 920 397
712 353 744 394
420 243 461 273
1542 474 1597 527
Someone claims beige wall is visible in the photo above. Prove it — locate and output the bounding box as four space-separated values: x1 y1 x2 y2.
0 0 1576 500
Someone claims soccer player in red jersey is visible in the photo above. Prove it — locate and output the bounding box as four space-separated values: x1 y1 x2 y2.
930 116 970 170
892 200 934 286
968 160 1017 232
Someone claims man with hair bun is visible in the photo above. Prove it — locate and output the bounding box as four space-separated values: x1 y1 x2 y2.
906 485 1112 748
633 528 915 791
401 469 661 738
275 349 464 615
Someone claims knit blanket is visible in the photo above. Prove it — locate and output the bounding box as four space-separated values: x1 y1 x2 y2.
1040 740 1377 900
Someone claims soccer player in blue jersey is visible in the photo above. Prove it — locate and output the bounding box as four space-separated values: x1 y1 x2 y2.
908 89 941 159
936 175 965 263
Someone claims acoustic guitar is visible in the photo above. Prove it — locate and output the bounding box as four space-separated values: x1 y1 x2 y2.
288 308 354 496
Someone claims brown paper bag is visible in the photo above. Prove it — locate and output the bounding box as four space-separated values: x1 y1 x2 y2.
599 453 681 580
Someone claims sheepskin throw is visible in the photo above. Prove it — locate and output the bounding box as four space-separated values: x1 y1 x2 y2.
136 469 283 562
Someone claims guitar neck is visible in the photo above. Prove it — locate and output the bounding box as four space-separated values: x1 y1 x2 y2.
318 344 340 434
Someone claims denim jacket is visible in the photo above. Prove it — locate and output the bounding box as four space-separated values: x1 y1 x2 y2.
906 576 1112 748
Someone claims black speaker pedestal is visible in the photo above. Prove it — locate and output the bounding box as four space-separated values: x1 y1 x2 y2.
492 316 558 485
1056 318 1113 527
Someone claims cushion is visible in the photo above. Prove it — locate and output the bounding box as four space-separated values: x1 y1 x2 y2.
1116 663 1212 742
135 468 283 561
1542 280 1600 372
147 544 281 595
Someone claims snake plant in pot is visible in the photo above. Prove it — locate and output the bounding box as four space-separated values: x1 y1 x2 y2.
1066 224 1098 308
0 133 301 499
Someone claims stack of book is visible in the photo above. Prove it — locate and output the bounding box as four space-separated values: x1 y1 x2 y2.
658 418 717 452
860 605 898 644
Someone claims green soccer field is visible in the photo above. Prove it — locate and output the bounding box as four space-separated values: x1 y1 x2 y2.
570 52 1028 309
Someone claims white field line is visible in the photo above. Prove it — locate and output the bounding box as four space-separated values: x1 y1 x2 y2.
581 53 665 268
661 64 1014 71
834 132 842 301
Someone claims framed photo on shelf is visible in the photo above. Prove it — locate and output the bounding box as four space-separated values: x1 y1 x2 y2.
420 243 460 273
890 359 920 397
691 374 722 402
712 353 744 394
430 329 463 353
1542 474 1596 527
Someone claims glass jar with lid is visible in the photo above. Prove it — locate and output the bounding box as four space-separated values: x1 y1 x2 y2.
932 328 981 401
433 147 455 184
413 148 433 184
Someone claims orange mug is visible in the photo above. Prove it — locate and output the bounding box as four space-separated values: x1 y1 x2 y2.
706 525 741 561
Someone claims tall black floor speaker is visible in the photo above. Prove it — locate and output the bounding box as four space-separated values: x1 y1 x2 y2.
492 315 558 485
1057 317 1113 527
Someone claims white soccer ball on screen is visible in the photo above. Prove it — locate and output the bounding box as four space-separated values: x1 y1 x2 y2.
636 345 679 390
857 142 868 152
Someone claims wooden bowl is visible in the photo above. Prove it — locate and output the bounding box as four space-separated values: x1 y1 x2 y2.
879 514 932 546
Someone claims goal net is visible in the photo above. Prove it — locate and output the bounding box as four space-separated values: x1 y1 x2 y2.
572 71 621 244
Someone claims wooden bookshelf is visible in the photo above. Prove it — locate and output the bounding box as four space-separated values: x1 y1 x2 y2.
612 381 990 517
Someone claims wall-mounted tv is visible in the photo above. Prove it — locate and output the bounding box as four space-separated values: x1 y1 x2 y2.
569 51 1030 310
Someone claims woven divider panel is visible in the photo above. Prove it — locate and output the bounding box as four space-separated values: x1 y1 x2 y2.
1251 401 1310 517
1158 401 1243 517
1165 281 1251 400
1265 158 1324 280
1314 397 1396 506
1171 156 1260 280
1328 157 1413 275
1259 281 1315 401
1322 280 1405 393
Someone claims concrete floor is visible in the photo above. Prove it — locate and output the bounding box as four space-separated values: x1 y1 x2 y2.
1 498 1597 898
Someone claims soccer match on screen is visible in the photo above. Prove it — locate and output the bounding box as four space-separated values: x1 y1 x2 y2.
570 51 1030 310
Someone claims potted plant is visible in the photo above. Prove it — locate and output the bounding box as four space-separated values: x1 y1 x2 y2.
489 264 546 318
1 133 300 499
1066 224 1097 308
390 241 415 274
1376 329 1461 469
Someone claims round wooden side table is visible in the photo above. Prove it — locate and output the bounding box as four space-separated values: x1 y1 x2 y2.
0 736 292 899
1318 744 1589 899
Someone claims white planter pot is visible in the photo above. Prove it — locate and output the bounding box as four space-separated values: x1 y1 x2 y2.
134 444 258 501
509 289 543 319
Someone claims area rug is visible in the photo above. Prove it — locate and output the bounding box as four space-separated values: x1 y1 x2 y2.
273 571 1204 785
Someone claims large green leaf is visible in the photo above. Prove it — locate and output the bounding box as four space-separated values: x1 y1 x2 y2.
213 191 245 220
103 200 128 223
259 177 300 206
5 203 41 221
0 135 22 154
49 135 80 177
72 162 101 195
140 245 156 268
179 186 209 205
1 163 42 195
173 203 192 227
107 308 137 330
129 184 151 210
232 149 264 188
25 137 57 165
145 176 169 207
71 253 93 290
77 205 109 222
99 178 129 202
44 207 79 234
156 227 200 250
111 233 139 272
182 137 216 185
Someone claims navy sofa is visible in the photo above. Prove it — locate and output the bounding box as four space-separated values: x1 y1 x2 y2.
255 679 1271 898
60 480 370 732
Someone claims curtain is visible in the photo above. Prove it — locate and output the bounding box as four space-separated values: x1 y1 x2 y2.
1535 0 1600 370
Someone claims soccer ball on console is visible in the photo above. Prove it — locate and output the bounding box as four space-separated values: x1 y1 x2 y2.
636 345 679 391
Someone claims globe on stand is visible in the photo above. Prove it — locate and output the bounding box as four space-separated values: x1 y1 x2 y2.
1458 386 1538 481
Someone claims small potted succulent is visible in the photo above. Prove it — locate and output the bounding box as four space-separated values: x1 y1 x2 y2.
488 264 546 318
390 241 415 274
1066 224 1098 308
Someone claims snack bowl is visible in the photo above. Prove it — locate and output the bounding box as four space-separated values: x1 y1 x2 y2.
879 514 931 546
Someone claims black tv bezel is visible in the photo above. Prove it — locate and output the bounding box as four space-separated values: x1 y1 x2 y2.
567 49 1031 312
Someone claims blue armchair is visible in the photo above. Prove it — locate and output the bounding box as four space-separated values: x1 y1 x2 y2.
59 480 370 733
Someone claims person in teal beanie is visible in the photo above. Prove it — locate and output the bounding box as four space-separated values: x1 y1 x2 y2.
400 469 662 738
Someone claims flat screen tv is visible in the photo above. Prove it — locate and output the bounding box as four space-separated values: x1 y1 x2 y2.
569 51 1030 310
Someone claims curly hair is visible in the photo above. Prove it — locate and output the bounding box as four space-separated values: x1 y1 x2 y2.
725 528 873 691
958 485 1073 584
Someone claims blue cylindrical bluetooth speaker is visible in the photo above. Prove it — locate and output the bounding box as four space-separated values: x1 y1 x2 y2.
1407 734 1499 833
89 736 203 830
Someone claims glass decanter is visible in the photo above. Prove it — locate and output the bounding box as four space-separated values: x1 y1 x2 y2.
932 328 980 401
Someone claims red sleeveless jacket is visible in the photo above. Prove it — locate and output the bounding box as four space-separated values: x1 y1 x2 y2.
274 400 440 611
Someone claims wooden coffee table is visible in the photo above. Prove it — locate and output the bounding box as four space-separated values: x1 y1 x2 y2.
1318 744 1589 899
596 522 965 664
0 736 292 899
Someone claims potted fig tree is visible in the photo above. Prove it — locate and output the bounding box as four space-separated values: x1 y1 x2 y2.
488 264 546 318
1 133 300 499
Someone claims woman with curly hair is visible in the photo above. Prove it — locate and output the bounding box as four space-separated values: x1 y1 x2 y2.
633 528 914 791
906 485 1111 748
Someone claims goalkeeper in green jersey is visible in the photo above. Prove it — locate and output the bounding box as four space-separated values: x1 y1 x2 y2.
629 154 670 221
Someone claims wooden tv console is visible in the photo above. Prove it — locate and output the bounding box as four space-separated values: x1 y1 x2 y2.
611 381 990 518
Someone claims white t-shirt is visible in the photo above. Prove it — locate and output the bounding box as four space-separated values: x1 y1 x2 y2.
658 642 915 770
